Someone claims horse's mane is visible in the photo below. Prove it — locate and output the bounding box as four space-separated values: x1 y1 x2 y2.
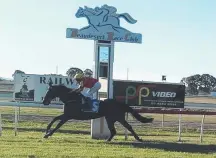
52 84 71 92
51 84 83 99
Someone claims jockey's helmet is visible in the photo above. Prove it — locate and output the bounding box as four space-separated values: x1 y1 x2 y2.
74 73 84 81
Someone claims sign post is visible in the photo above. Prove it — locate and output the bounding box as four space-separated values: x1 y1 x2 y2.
90 40 114 139
66 4 142 139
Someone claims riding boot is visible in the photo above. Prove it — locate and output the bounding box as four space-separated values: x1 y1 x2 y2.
84 97 98 113
82 97 92 112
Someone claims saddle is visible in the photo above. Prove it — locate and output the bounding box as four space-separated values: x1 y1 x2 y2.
81 97 100 113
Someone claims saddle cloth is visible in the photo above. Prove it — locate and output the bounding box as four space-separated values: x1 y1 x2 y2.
91 99 100 110
81 98 100 112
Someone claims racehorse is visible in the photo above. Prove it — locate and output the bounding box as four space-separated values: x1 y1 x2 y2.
42 84 154 142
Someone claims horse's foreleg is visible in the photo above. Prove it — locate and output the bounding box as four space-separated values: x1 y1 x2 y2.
105 117 116 142
45 114 63 134
44 116 68 138
119 119 143 142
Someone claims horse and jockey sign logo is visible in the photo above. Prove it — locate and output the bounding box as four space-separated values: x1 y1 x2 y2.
66 5 142 43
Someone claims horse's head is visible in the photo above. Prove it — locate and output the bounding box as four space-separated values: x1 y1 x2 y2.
43 83 83 105
75 7 85 18
43 83 71 105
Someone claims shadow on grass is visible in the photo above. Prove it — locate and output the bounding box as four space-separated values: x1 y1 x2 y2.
108 140 216 154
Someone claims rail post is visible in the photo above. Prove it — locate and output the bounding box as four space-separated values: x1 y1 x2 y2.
200 115 205 143
177 108 182 142
14 105 18 136
0 113 2 136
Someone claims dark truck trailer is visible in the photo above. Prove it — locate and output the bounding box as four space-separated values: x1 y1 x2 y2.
113 79 185 108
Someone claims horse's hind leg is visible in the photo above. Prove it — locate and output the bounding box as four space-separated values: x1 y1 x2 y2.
105 117 116 142
119 118 143 142
45 114 63 134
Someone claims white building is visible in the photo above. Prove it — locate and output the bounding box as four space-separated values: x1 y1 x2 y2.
0 80 14 100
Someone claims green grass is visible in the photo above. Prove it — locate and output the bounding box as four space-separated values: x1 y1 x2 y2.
0 106 216 158
0 129 216 158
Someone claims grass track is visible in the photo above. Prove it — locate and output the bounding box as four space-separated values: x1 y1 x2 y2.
1 106 216 158
0 129 216 158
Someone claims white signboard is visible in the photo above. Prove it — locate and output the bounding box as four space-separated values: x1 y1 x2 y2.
13 73 80 104
66 5 142 44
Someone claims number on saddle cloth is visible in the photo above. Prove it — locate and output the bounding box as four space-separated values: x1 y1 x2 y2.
91 99 100 108
81 98 100 112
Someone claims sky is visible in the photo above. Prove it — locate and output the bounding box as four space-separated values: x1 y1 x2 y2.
0 0 216 83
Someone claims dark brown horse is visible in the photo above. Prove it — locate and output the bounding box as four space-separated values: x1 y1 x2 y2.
42 84 154 141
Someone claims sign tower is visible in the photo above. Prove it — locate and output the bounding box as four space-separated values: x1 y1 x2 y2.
66 4 142 139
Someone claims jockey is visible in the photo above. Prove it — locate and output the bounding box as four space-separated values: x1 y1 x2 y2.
73 72 101 112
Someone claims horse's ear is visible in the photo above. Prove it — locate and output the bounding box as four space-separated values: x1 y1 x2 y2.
48 82 53 87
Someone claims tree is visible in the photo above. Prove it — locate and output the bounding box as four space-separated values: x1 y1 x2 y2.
199 74 216 94
12 70 25 77
181 74 216 95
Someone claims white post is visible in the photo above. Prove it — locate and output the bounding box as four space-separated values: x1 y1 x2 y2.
162 114 164 128
0 113 2 136
91 40 113 139
125 113 129 140
14 106 18 136
200 115 205 143
178 109 182 142
124 86 129 140
107 41 114 98
62 104 65 112
125 68 129 140
18 105 21 121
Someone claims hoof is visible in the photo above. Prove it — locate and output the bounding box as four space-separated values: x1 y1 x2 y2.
137 138 143 142
43 134 50 138
143 118 154 123
45 130 51 134
135 136 143 142
149 118 154 122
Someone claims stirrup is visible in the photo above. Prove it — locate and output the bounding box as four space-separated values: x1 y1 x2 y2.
81 109 92 112
82 108 96 113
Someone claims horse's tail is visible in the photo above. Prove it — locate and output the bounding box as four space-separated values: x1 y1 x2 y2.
121 103 154 123
117 13 137 24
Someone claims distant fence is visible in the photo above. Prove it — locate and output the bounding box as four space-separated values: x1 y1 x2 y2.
1 101 214 109
136 107 216 115
125 107 215 143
